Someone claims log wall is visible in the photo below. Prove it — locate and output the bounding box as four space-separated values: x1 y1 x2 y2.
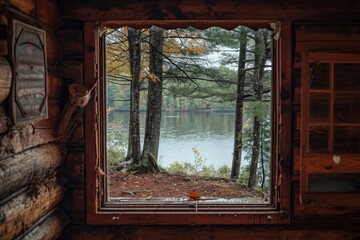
0 0 68 239
0 0 360 239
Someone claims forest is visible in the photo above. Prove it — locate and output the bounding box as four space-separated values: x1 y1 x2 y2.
105 25 273 196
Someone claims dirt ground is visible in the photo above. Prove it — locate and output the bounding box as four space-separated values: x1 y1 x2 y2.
108 172 265 200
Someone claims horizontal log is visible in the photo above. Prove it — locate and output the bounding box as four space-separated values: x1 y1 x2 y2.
20 208 68 240
0 127 57 159
0 56 11 103
0 182 65 240
38 0 62 29
0 143 67 199
60 60 84 85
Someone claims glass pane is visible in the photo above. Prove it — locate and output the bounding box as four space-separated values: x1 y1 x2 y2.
309 126 329 153
334 94 360 123
309 62 330 89
308 173 360 193
309 93 330 123
105 26 273 204
334 63 360 90
334 126 360 153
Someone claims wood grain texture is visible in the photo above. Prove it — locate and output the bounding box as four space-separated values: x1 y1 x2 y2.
34 101 61 129
20 208 68 240
84 21 98 215
59 0 360 23
38 0 62 29
0 126 57 159
0 182 65 240
47 68 64 100
65 223 360 240
0 143 67 199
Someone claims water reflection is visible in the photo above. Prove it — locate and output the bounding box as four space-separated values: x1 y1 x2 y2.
108 111 237 168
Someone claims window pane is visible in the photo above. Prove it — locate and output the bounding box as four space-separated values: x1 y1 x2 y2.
105 26 273 203
308 126 329 153
309 93 330 123
334 94 360 123
308 173 360 193
309 62 330 89
334 126 360 153
334 63 360 90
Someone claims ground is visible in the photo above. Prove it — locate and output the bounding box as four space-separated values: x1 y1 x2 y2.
109 172 265 200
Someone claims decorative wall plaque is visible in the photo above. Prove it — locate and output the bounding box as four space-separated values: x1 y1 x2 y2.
11 20 47 125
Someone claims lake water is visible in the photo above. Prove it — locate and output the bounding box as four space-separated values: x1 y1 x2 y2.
108 111 238 168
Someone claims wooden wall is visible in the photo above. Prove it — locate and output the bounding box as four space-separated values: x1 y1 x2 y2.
0 1 360 239
63 22 360 240
293 24 360 220
0 1 68 239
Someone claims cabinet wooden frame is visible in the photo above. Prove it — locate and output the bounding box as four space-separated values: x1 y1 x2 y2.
84 21 292 225
300 52 360 196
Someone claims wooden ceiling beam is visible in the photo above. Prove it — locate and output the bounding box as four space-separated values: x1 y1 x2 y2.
58 0 360 27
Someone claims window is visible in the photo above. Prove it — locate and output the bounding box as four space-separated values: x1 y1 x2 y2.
300 52 360 196
84 21 292 225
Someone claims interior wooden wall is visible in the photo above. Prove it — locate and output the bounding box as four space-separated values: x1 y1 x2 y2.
0 1 68 239
0 1 359 239
62 21 360 240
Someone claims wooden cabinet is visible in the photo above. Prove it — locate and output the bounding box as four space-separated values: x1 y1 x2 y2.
301 53 360 195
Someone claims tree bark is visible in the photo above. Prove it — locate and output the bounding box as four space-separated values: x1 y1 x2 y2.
141 26 164 172
247 30 268 191
126 28 142 165
231 28 247 179
248 116 261 191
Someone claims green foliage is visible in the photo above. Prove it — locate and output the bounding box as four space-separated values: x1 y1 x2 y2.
200 165 217 178
192 147 206 173
167 148 231 179
167 161 185 174
107 122 127 170
242 100 272 190
217 164 231 179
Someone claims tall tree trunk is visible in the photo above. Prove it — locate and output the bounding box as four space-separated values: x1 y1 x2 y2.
140 26 164 172
231 28 247 179
247 30 267 190
248 116 261 190
127 28 141 165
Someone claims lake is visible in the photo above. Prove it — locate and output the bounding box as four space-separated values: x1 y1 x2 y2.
108 111 240 169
